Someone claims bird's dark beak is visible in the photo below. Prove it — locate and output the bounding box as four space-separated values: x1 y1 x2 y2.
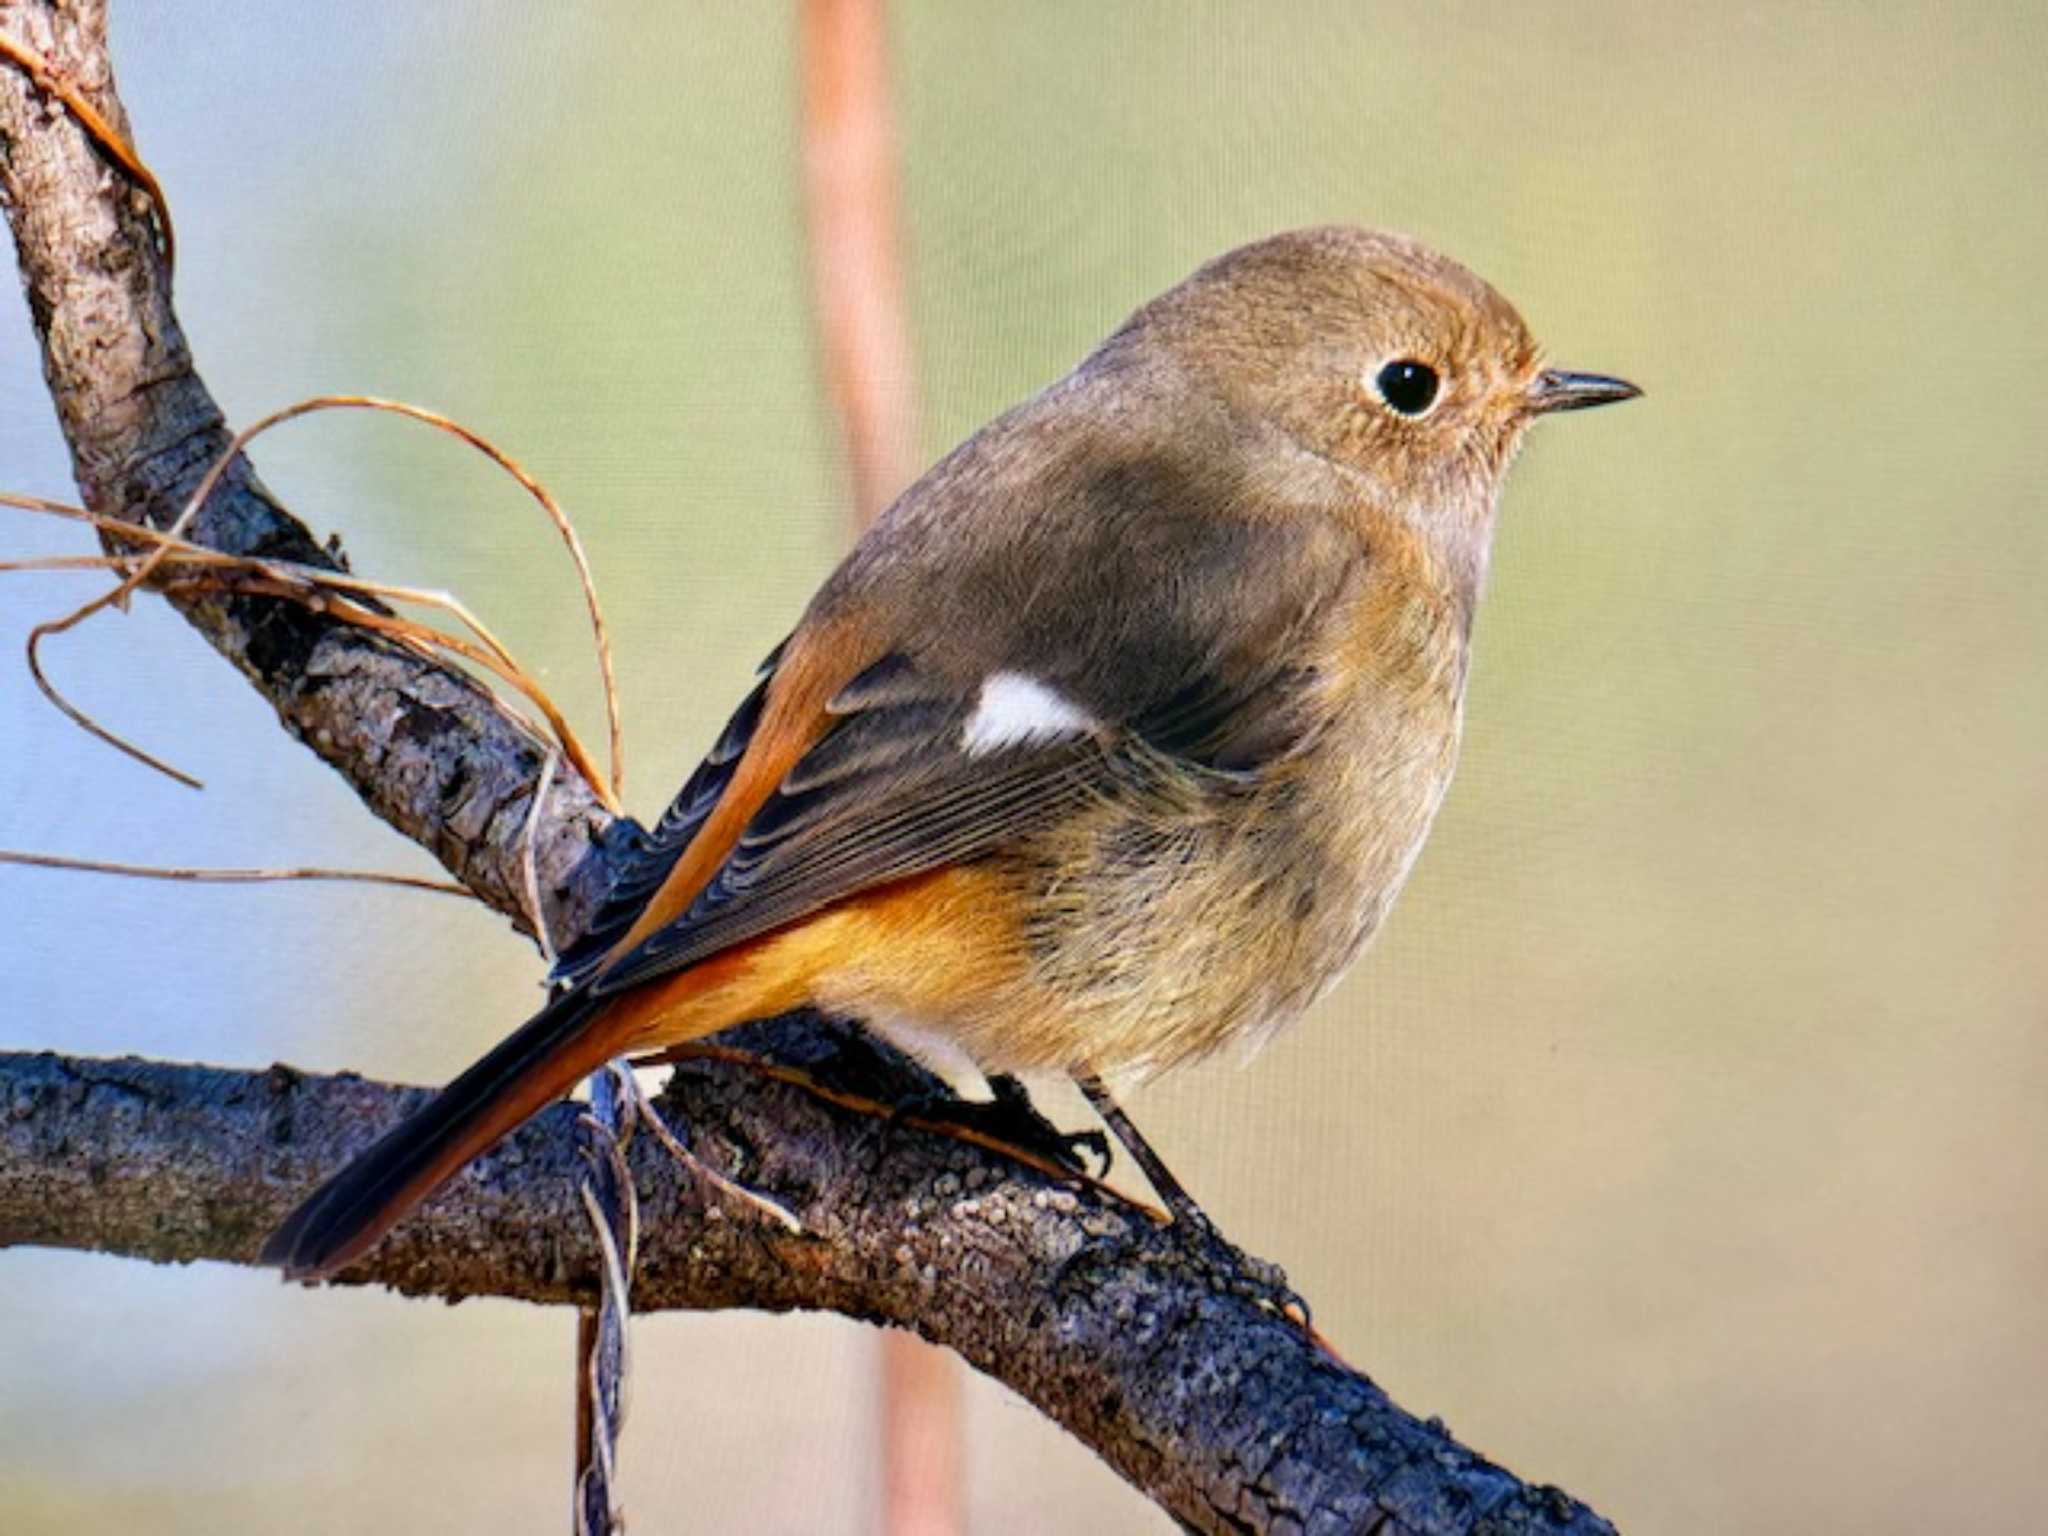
1527 369 1642 415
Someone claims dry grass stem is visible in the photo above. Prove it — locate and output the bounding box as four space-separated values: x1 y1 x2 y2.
616 1060 805 1234
2 393 627 812
520 747 562 964
6 495 507 666
574 1083 639 1536
217 571 609 803
580 1093 642 1278
634 1040 1143 1208
574 1177 629 1533
0 848 469 896
233 395 627 803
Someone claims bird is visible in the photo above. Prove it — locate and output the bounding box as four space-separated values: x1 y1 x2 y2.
261 225 1639 1279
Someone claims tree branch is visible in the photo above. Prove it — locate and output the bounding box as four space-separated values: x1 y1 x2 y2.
0 4 1618 1531
0 1035 1611 1536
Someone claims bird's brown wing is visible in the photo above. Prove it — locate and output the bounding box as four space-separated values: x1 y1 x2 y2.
584 628 1324 999
585 651 1092 995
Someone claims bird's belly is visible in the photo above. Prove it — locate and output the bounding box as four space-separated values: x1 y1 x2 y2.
983 727 1461 1078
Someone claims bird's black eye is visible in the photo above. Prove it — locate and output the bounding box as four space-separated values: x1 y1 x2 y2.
1374 359 1439 416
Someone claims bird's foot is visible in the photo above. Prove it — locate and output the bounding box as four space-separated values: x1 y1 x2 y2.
886 1073 1112 1182
1176 1204 1312 1329
1048 1201 1311 1331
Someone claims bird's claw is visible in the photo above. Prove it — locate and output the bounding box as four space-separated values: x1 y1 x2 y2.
883 1073 1112 1181
1047 1204 1311 1332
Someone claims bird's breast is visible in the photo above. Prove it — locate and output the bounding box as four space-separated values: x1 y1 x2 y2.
976 577 1470 1078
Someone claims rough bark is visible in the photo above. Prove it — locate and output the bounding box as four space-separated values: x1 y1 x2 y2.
0 4 1618 1531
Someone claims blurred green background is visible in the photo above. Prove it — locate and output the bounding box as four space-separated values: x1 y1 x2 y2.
4 3 2044 1531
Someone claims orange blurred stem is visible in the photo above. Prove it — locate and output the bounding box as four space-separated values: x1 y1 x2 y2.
799 2 960 1531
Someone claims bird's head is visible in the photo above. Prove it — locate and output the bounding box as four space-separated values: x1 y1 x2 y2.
1105 226 1638 582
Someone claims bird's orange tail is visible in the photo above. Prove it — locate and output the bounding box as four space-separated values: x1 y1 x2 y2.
260 986 628 1279
260 872 975 1279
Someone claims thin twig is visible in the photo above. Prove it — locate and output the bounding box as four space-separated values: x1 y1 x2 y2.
521 747 563 969
4 495 521 670
574 1075 638 1536
26 599 205 788
21 394 327 787
0 848 470 896
0 553 147 573
218 572 605 801
636 1041 1145 1210
617 1061 804 1234
234 395 626 804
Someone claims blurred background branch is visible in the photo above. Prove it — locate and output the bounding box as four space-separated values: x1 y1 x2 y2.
0 3 1618 1532
797 2 961 1531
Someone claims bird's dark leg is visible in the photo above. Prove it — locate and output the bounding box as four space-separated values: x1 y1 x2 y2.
1072 1072 1202 1223
1070 1071 1310 1329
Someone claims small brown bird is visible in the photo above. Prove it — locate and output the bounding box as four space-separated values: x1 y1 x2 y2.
263 226 1638 1278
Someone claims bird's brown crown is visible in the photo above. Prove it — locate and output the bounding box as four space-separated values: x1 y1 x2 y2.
1106 226 1550 499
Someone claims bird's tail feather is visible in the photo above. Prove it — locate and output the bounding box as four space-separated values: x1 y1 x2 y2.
260 986 618 1279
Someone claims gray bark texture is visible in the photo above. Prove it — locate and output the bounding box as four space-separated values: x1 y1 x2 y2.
0 5 1618 1532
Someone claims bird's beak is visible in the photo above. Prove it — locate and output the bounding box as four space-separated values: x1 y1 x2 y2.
1527 368 1642 415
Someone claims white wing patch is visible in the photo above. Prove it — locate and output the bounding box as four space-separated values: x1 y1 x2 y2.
961 671 1096 757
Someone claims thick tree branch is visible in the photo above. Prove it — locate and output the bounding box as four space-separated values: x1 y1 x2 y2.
0 1036 1611 1536
0 4 1618 1531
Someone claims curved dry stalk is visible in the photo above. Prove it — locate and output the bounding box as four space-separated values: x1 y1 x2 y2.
0 848 469 896
21 402 323 786
1 553 147 573
24 610 205 787
635 1039 1151 1205
12 472 221 788
216 573 610 800
203 395 625 801
615 1060 804 1234
5 494 522 670
573 1079 638 1536
0 28 173 269
12 396 624 809
0 490 104 520
4 486 616 810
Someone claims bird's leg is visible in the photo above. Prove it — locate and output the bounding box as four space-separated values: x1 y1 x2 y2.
989 1074 1114 1177
1072 1072 1201 1223
1070 1071 1310 1329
